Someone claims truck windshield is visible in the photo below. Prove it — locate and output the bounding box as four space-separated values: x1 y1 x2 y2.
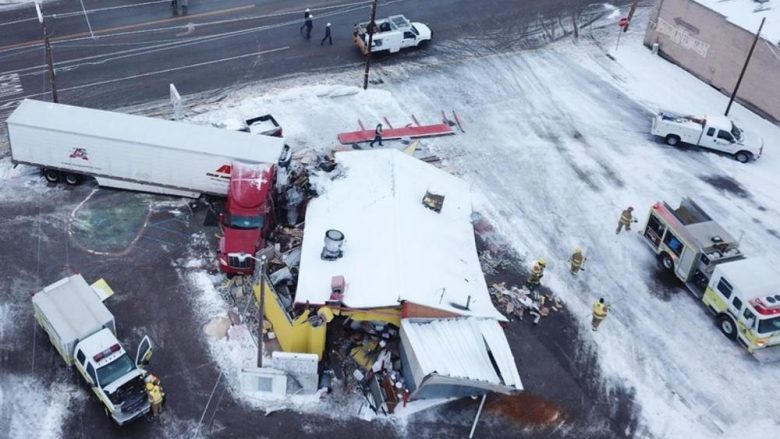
758 316 780 334
225 214 264 230
730 122 743 141
97 353 135 387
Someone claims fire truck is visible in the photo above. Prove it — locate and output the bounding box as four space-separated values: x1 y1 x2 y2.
641 198 780 362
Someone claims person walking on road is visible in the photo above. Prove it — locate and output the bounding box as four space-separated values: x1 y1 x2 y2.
591 298 609 331
616 206 637 234
526 259 546 289
370 123 383 147
569 247 586 275
321 23 333 45
146 381 165 417
300 8 311 33
304 14 314 40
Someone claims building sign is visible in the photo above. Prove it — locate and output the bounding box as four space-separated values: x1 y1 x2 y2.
656 17 711 57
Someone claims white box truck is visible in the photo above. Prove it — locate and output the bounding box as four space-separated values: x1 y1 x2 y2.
6 99 286 198
32 274 154 424
650 112 763 163
353 15 432 55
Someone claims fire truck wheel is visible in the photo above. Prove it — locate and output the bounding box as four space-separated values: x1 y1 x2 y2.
43 168 60 183
665 135 681 147
64 173 81 185
659 253 674 271
717 314 737 340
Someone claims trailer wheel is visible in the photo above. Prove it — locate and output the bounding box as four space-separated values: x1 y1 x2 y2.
659 252 674 271
717 314 737 340
734 151 751 163
64 173 81 185
43 168 60 183
665 135 681 147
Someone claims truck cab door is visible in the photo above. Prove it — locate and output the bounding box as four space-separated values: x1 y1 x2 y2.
401 30 417 48
700 127 717 149
714 130 736 153
135 336 154 368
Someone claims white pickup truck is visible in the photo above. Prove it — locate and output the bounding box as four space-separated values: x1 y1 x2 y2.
32 275 154 425
353 15 431 55
650 112 763 163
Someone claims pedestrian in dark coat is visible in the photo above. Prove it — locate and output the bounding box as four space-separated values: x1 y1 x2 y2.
305 15 314 40
369 123 383 147
300 8 310 33
321 23 332 45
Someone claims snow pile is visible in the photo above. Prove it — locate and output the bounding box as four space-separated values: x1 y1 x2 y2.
0 376 83 439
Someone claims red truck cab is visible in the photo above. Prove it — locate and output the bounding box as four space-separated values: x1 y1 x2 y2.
218 161 276 275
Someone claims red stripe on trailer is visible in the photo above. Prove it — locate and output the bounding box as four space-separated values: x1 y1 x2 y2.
337 124 455 144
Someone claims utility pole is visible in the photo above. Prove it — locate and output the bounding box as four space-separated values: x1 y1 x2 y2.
725 17 765 116
624 0 639 32
35 2 58 103
255 254 267 367
362 0 378 90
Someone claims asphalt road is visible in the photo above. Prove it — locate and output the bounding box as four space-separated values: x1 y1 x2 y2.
0 0 623 125
0 1 639 438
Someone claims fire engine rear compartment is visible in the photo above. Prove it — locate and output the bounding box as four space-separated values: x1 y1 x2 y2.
643 198 744 296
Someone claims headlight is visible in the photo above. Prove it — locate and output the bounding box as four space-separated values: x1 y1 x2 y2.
755 338 768 347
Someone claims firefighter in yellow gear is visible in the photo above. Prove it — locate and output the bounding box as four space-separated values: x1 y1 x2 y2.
569 248 586 274
591 298 609 331
616 206 637 234
526 259 546 288
146 381 165 417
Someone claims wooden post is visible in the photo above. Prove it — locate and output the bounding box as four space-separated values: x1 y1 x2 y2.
725 17 765 116
363 0 378 90
256 254 267 368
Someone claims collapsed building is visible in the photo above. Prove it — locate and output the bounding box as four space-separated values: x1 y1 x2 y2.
254 148 522 413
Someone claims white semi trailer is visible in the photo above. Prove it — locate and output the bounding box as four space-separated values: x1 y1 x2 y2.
6 99 286 198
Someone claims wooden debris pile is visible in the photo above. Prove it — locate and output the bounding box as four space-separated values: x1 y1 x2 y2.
490 282 564 324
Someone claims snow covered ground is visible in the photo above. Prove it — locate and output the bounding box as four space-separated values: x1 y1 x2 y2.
2 3 778 437
185 7 780 438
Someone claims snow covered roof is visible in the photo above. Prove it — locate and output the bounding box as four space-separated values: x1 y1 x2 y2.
693 0 780 44
32 275 114 345
715 258 780 299
7 99 285 164
295 149 505 321
401 318 522 391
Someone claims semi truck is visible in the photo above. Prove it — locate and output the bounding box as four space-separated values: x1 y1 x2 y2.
32 274 154 424
353 15 431 55
641 198 780 362
6 99 286 198
650 112 763 163
218 161 277 274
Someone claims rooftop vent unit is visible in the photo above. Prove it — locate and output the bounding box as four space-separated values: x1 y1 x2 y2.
321 229 345 260
422 190 445 213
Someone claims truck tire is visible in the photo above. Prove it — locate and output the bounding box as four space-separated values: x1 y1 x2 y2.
64 173 81 185
664 134 681 147
734 151 751 163
44 168 60 183
717 314 737 340
659 252 674 271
